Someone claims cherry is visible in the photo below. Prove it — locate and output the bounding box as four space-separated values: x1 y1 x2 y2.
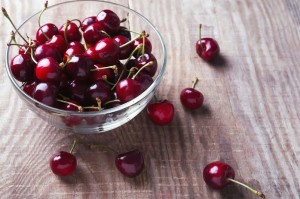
113 35 132 60
35 57 62 83
63 46 85 62
135 53 157 77
115 149 144 178
90 64 116 83
50 140 77 176
114 26 131 40
67 80 88 105
115 78 143 103
36 23 58 44
88 38 120 66
86 80 114 105
34 44 62 63
83 22 107 46
180 77 204 110
33 82 58 107
134 72 153 92
203 161 265 198
196 24 220 61
10 53 34 82
146 100 174 125
81 16 97 31
23 78 39 97
68 41 85 51
65 55 93 81
97 9 120 35
132 37 152 57
46 34 68 55
59 21 82 42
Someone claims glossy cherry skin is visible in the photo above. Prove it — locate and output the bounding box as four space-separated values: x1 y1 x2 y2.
46 34 68 55
135 53 157 77
86 80 114 105
83 22 107 46
23 79 39 97
36 23 58 44
10 53 34 82
203 161 235 190
115 149 144 178
50 151 77 176
65 55 93 81
147 100 174 125
134 73 153 92
90 64 115 83
196 38 220 61
180 88 204 110
97 9 120 35
33 82 58 107
81 16 97 31
132 37 152 57
116 78 143 103
113 35 132 60
89 38 120 66
59 22 82 42
68 41 85 51
63 46 85 62
34 44 62 63
35 57 62 83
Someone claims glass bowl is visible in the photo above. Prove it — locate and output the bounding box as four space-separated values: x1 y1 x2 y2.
5 0 166 133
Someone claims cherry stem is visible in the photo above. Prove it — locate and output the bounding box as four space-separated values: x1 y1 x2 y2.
141 31 146 57
2 7 28 44
101 75 115 86
56 99 83 112
227 178 266 199
70 18 82 28
63 20 71 43
38 1 50 41
100 30 111 38
127 67 138 78
132 61 154 80
120 18 127 23
199 24 202 40
120 34 142 48
29 39 38 64
83 98 102 111
69 138 78 154
119 27 142 35
192 77 199 89
90 65 117 72
89 144 118 154
104 99 121 106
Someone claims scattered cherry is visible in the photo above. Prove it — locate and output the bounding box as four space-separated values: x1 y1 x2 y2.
203 161 265 198
196 24 220 61
147 99 174 125
180 77 204 110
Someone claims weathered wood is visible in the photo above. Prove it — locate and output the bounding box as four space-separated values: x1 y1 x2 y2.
0 0 300 198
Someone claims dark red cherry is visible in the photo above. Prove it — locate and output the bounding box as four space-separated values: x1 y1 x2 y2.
23 79 39 97
116 78 143 103
65 55 93 81
180 88 204 110
50 151 77 176
34 44 62 63
90 64 115 83
10 53 34 82
36 23 58 44
115 149 144 178
203 161 235 190
135 53 157 77
33 82 58 107
113 35 132 60
83 22 107 46
35 57 62 83
46 34 68 55
132 37 152 57
147 100 174 125
63 46 85 62
97 9 120 35
90 38 120 66
67 80 88 104
68 41 85 51
59 22 82 42
86 80 114 105
81 16 97 31
134 73 153 92
196 38 220 61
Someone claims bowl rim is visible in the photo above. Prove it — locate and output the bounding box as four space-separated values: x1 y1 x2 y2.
5 0 167 116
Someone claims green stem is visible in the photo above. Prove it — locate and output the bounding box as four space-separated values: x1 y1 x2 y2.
56 99 83 112
63 20 71 43
132 61 154 80
69 139 78 154
2 7 28 44
199 24 202 40
38 1 50 41
227 178 266 199
192 77 199 89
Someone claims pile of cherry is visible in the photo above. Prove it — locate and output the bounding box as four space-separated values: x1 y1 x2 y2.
3 2 265 198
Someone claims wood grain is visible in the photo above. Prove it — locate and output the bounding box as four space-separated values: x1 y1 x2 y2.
1 0 300 198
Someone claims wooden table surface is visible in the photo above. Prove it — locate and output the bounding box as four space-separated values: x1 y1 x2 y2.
1 0 300 198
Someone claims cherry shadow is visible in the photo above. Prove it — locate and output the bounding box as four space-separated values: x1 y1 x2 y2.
207 54 228 69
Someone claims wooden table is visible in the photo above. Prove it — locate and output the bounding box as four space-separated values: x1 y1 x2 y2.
1 0 299 198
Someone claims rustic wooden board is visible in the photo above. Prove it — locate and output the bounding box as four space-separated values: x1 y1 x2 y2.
1 0 300 198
